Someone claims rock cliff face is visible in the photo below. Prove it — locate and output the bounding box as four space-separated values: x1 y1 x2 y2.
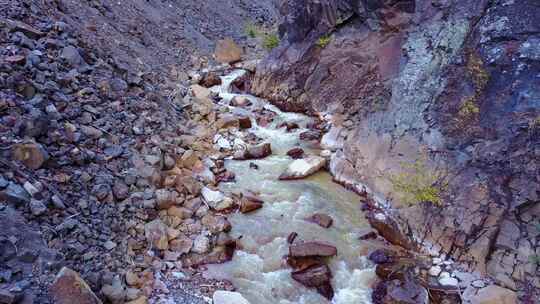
253 0 540 296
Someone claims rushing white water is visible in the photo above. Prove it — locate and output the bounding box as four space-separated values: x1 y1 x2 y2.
204 70 377 304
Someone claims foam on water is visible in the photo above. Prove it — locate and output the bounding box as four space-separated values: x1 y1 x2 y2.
204 70 376 303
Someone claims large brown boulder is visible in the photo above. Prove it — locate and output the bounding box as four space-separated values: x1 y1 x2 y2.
214 38 243 64
50 267 102 304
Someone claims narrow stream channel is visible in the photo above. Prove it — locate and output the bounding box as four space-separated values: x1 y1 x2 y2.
204 70 377 304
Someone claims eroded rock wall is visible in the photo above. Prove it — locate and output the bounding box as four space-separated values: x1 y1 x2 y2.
253 0 540 295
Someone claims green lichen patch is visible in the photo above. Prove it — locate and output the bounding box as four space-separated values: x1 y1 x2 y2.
390 158 448 207
316 35 332 48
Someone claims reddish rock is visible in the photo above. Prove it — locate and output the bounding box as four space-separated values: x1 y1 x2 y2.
239 195 264 213
306 213 333 228
291 264 334 300
238 116 252 129
233 143 272 160
287 148 304 159
50 267 102 304
289 241 337 257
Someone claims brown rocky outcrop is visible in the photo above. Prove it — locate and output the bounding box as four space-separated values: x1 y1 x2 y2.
214 38 243 64
253 0 540 296
50 267 102 304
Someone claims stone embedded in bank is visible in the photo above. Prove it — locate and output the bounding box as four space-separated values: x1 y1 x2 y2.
279 155 326 180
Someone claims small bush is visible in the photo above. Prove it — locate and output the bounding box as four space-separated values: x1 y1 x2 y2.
458 98 480 118
262 34 280 50
316 35 332 48
244 22 259 38
390 159 447 206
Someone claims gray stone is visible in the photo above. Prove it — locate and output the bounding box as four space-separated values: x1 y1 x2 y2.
60 46 86 68
0 183 31 206
29 199 47 216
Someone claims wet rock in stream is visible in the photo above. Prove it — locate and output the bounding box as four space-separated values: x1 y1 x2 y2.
291 264 334 300
239 195 264 213
233 143 272 160
306 213 333 228
289 241 337 258
279 155 326 180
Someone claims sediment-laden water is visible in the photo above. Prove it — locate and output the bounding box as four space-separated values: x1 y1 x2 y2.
204 70 377 304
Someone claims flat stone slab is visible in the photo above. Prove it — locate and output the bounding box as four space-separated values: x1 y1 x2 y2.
279 156 325 180
289 241 337 257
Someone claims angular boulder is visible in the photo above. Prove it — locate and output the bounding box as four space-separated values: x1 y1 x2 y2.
279 156 325 180
49 267 102 304
240 195 264 213
289 241 337 257
214 38 243 64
